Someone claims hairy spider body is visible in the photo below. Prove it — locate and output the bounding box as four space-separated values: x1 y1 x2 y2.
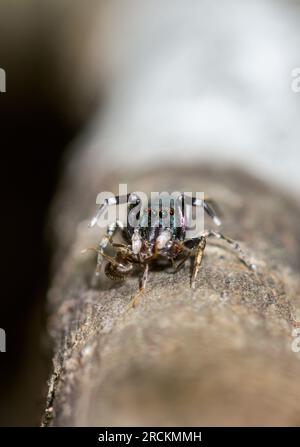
84 193 256 307
125 199 186 243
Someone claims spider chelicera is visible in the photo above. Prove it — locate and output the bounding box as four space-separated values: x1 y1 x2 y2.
84 193 256 307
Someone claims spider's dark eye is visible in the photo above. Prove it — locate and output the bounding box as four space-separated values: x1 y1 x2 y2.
159 209 168 218
170 208 174 216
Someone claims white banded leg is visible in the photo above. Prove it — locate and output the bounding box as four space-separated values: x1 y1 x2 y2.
89 194 140 228
203 230 256 270
178 194 222 226
95 222 117 275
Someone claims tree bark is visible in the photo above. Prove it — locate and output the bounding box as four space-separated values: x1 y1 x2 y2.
42 165 300 426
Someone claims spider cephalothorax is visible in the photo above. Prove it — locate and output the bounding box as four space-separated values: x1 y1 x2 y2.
84 192 255 307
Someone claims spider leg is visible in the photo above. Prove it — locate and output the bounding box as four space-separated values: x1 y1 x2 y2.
192 197 221 226
128 263 149 309
89 193 140 227
203 230 256 270
190 236 207 289
178 194 221 226
82 220 125 275
94 222 117 275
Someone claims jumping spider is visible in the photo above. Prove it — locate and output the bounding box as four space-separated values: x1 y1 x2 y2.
84 193 256 307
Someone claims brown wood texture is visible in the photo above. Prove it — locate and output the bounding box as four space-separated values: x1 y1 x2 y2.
43 165 300 426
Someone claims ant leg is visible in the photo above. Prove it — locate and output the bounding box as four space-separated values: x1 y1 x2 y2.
92 220 126 275
204 230 256 270
82 246 123 268
173 249 191 273
169 257 176 270
111 242 132 251
128 263 149 309
82 221 120 275
190 236 207 289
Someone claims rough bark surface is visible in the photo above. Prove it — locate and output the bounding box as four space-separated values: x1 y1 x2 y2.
43 166 300 426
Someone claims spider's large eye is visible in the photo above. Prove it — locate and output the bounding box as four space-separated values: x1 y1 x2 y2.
159 209 168 218
170 208 174 216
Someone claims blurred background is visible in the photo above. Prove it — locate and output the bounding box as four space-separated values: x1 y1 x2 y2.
0 0 300 426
